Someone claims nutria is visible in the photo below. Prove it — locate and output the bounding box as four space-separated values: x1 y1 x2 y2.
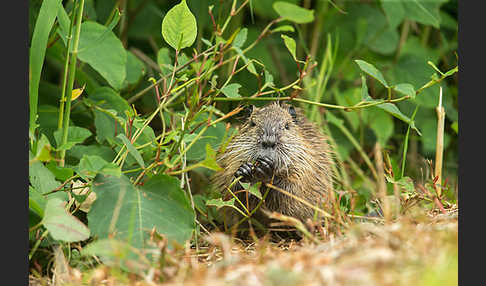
212 102 335 228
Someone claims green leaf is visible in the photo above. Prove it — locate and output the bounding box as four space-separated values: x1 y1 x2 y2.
393 83 416 99
355 60 389 87
29 186 47 218
77 21 127 90
157 48 173 76
264 69 275 88
82 239 152 273
76 155 121 180
281 34 297 61
360 75 369 100
124 51 145 86
271 25 295 33
43 198 90 242
161 0 198 50
248 182 262 200
32 134 53 162
53 126 92 150
380 0 405 29
46 162 74 182
366 107 394 146
451 121 458 134
221 83 242 98
29 153 67 201
206 198 236 209
403 0 441 28
273 1 314 24
199 144 223 171
233 28 248 48
88 173 195 248
117 134 145 168
186 119 227 161
370 101 421 136
29 0 63 132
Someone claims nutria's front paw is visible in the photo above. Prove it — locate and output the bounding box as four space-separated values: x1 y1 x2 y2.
254 156 274 181
235 162 254 183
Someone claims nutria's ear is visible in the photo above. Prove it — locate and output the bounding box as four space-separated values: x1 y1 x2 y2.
288 105 297 122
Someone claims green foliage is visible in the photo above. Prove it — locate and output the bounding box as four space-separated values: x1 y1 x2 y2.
161 0 197 50
29 0 457 278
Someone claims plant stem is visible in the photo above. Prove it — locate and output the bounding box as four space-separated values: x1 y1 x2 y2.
434 87 445 198
57 3 77 130
59 0 85 167
400 105 419 179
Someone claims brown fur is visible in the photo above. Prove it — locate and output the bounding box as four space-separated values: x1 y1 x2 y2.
212 102 335 226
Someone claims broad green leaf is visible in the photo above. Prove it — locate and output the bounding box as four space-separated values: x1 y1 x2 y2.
124 51 145 86
281 35 297 61
199 144 223 171
46 161 74 182
157 48 173 76
233 28 248 48
380 0 405 29
76 155 121 180
271 25 295 33
117 134 145 168
375 102 421 135
367 107 394 146
29 186 46 218
88 174 195 249
53 126 92 150
403 0 441 28
273 2 314 24
393 83 416 99
249 182 262 200
77 21 127 90
82 239 152 273
161 0 197 50
68 145 116 163
355 60 389 87
29 0 63 132
221 83 242 98
88 87 130 143
29 152 67 201
89 86 131 113
43 198 90 242
186 118 226 161
32 134 53 162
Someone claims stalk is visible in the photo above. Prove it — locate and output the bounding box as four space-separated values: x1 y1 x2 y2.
434 87 445 198
57 4 77 130
59 0 85 166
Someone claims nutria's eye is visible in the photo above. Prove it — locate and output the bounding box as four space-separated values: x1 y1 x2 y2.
285 122 290 130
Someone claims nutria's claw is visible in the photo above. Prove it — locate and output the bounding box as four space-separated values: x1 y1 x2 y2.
235 162 254 183
254 156 274 181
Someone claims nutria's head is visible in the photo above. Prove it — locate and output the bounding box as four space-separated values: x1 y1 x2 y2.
225 102 313 176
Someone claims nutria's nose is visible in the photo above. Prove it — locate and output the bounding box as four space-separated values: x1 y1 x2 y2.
261 133 277 149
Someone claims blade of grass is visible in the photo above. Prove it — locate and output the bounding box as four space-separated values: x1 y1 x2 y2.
29 0 63 135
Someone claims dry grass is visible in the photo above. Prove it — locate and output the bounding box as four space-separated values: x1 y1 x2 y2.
29 204 457 286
